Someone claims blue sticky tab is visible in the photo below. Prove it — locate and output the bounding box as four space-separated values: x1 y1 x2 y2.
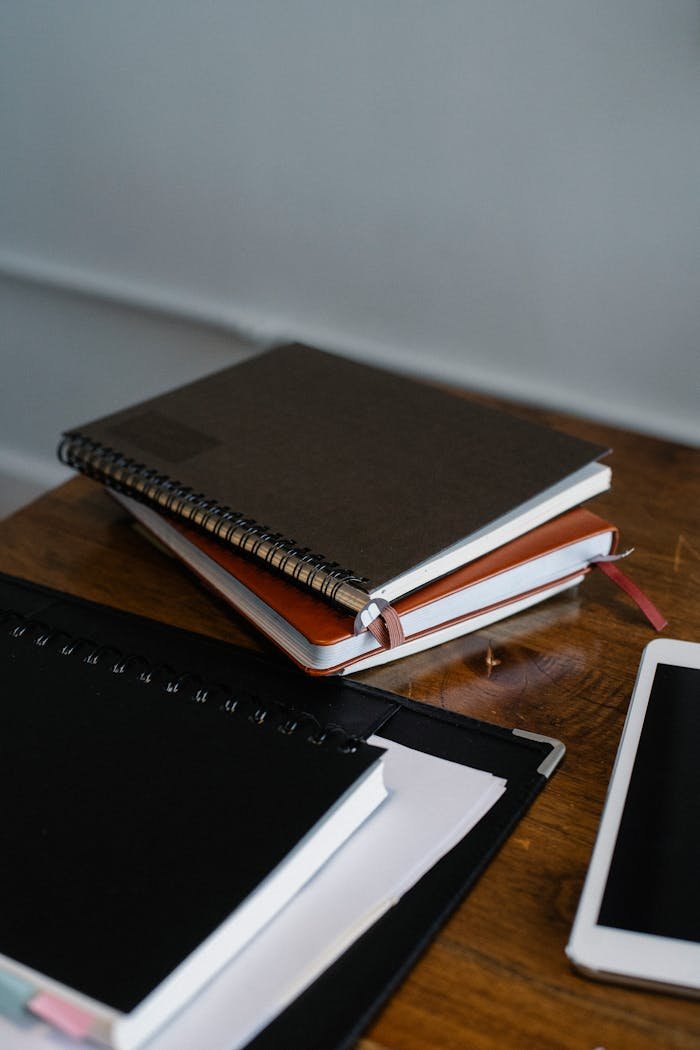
0 970 36 1026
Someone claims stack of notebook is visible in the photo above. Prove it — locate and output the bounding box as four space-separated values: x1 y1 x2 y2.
58 343 613 673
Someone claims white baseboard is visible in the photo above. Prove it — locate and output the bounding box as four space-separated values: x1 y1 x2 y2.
0 250 278 346
2 250 698 448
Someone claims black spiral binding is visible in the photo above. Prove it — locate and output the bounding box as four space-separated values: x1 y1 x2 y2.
58 433 372 616
1 610 360 753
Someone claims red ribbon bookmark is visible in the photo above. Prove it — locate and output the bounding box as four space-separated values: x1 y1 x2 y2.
594 559 667 632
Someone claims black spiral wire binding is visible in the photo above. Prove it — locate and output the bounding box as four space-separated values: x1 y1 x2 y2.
58 433 371 614
1 610 361 754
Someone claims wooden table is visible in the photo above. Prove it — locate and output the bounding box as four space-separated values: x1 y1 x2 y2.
1 399 698 1050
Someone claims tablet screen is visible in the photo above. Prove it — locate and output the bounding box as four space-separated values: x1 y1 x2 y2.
597 663 700 943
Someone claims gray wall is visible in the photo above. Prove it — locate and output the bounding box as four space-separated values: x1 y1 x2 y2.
2 3 699 514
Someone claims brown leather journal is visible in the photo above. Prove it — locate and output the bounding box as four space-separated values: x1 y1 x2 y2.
111 496 617 675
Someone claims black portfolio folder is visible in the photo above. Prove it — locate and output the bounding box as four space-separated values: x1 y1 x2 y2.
0 572 564 1050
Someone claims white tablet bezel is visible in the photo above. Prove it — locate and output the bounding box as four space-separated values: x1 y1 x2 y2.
566 638 700 997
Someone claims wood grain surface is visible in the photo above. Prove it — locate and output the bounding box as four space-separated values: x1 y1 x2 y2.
1 396 698 1050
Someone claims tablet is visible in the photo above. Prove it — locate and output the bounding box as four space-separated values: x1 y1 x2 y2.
566 638 700 997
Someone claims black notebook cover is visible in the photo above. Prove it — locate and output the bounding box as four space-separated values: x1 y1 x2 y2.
0 573 563 1049
0 579 384 1021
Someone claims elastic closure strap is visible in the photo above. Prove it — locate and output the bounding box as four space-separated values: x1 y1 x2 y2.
592 558 667 632
354 599 406 650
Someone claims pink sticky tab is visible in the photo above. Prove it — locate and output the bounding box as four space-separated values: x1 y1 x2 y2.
28 992 93 1039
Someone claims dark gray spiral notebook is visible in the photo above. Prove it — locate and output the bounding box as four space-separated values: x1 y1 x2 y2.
58 343 609 621
0 573 564 1049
